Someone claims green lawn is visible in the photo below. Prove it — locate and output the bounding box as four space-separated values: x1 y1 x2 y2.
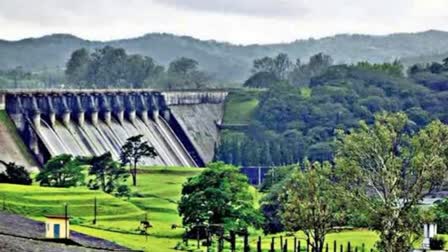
223 90 262 124
0 166 381 251
0 166 202 251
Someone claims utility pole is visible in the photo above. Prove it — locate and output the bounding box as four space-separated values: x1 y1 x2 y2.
93 197 97 225
64 203 68 239
145 213 148 242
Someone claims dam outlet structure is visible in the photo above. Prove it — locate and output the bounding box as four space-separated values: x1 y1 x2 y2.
3 90 227 167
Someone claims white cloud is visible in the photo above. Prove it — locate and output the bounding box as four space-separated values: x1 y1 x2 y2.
0 0 446 44
152 0 308 18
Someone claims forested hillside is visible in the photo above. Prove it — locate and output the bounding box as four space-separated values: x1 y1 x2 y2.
1 30 448 83
215 54 448 166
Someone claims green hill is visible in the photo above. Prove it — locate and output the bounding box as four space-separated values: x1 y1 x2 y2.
0 166 201 252
0 165 384 251
1 30 448 82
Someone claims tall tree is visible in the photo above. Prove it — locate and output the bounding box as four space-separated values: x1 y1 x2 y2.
168 57 198 77
178 162 263 234
36 154 85 187
125 55 156 88
87 152 128 193
280 160 344 252
120 134 157 186
251 53 292 80
87 46 128 88
65 48 90 86
335 112 448 252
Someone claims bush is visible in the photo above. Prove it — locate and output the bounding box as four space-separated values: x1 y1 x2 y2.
430 235 446 250
0 161 32 185
115 185 131 199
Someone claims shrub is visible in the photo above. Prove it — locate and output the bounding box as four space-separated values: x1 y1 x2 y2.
430 235 446 250
115 185 131 199
0 161 32 185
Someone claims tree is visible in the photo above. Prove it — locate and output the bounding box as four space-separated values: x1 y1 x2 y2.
280 160 344 252
65 48 90 86
178 162 263 235
273 53 292 80
243 71 279 88
36 154 85 187
168 57 198 77
434 199 448 234
443 57 448 68
125 55 156 88
335 112 448 252
430 62 444 74
165 57 211 89
87 46 128 88
0 160 32 185
260 166 294 234
88 152 128 194
120 135 157 186
251 53 292 80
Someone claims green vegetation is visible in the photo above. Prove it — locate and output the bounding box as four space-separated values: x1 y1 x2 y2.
280 161 345 251
0 161 32 185
36 154 85 187
223 90 261 125
0 166 200 251
120 134 157 186
65 46 211 89
179 162 263 238
3 31 448 84
1 166 381 251
217 53 448 166
335 112 448 251
87 152 129 194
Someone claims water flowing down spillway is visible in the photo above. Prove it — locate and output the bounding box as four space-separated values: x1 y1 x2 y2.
5 91 203 167
33 116 195 167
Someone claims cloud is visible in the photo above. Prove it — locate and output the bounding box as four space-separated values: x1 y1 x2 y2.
152 0 308 18
0 0 446 44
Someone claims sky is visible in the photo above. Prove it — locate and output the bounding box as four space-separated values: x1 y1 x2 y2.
0 0 447 45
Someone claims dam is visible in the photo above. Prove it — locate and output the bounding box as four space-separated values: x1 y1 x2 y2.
1 90 227 167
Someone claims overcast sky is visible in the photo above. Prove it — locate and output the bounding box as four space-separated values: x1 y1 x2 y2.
0 0 447 45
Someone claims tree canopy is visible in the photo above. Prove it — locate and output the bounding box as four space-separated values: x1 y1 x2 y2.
0 161 32 185
217 55 448 166
335 112 448 251
87 152 129 194
36 154 85 187
280 160 345 252
120 134 157 186
64 47 211 89
178 162 263 234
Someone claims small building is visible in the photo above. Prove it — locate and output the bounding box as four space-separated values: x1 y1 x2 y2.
45 215 70 239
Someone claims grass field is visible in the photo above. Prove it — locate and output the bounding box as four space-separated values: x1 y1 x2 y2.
0 166 382 252
223 90 262 124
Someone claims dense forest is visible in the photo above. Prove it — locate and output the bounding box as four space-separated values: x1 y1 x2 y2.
0 46 214 90
1 30 448 83
215 54 448 166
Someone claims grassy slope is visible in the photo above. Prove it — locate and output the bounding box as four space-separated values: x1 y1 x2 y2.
0 166 381 251
0 167 202 252
223 89 262 124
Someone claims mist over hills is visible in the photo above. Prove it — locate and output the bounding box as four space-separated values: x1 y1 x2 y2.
1 30 448 82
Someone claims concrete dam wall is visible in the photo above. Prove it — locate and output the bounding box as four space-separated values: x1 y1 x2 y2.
3 90 227 167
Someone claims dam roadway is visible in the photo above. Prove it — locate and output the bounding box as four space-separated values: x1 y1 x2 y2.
0 89 228 168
